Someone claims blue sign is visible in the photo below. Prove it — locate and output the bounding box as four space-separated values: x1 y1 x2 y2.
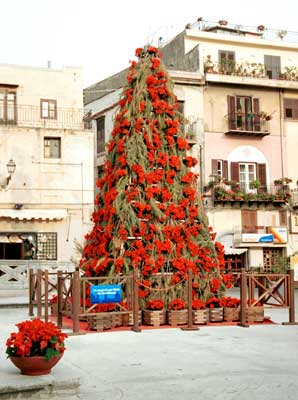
90 285 122 304
258 234 274 243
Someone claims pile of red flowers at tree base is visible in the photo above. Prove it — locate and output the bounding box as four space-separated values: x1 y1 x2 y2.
6 319 67 360
145 299 165 310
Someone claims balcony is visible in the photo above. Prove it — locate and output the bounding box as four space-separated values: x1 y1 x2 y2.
211 183 289 208
0 105 93 130
225 112 270 136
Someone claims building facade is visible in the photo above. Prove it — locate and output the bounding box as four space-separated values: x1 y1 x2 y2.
84 20 298 272
0 63 94 289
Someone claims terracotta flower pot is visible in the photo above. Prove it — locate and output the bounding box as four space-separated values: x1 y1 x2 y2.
9 353 63 376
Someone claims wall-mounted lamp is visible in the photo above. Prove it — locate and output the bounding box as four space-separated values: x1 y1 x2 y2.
1 159 16 189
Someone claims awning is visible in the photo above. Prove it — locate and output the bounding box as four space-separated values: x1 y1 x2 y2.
224 248 248 255
0 209 67 221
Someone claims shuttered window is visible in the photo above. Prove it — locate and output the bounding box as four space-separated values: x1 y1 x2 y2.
284 98 298 120
211 159 228 179
242 210 257 233
227 96 260 131
230 162 267 190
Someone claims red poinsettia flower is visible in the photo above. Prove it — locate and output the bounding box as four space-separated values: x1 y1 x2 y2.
168 299 186 310
145 299 164 310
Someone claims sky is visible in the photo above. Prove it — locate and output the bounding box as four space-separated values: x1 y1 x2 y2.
1 0 298 87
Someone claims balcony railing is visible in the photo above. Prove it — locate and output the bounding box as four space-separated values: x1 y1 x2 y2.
0 105 93 130
213 184 289 204
204 60 298 83
225 112 270 136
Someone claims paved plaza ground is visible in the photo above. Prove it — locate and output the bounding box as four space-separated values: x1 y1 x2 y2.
1 303 298 399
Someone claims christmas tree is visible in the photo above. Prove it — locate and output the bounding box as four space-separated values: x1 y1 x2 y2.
80 46 227 305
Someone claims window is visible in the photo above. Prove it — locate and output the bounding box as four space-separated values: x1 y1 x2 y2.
264 55 281 79
36 233 57 260
40 99 57 119
44 137 61 158
211 159 228 179
0 88 17 124
284 98 298 120
227 96 260 132
96 117 105 153
219 50 235 74
239 163 256 191
263 248 284 272
230 162 267 191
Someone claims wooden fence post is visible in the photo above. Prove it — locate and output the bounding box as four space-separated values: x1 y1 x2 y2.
283 269 298 325
131 269 141 333
29 268 34 317
57 271 63 329
36 269 42 319
72 270 80 334
181 269 199 331
238 268 249 328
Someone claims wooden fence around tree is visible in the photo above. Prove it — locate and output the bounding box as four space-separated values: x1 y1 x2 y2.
28 267 297 334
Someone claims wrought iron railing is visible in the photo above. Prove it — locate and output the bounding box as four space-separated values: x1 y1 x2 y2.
226 112 270 134
0 105 93 130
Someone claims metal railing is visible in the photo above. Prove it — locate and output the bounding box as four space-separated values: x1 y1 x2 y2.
0 105 93 130
226 112 270 133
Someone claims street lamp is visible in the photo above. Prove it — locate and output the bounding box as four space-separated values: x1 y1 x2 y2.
1 159 16 189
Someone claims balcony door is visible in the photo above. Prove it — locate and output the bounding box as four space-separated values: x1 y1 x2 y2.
0 90 17 125
236 96 252 131
239 163 256 192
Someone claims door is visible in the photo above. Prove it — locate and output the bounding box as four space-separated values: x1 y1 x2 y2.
264 55 281 79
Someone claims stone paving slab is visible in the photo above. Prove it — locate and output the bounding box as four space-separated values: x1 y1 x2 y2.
0 361 80 399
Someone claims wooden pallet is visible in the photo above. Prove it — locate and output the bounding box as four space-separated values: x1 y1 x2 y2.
192 309 209 325
87 314 112 331
223 307 240 322
209 308 224 322
246 307 264 323
167 309 188 326
143 310 166 327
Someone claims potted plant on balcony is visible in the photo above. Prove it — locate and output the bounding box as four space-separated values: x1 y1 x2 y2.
167 298 187 326
143 299 166 327
204 55 215 73
6 319 67 375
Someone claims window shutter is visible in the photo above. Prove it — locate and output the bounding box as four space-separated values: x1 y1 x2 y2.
211 159 218 175
227 96 236 129
230 162 239 183
242 210 257 233
253 98 260 131
279 210 287 226
257 163 267 192
222 160 228 179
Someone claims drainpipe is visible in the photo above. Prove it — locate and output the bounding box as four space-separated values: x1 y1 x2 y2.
279 89 285 179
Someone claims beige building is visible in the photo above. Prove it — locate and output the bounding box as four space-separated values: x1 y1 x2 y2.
84 20 298 272
0 63 94 289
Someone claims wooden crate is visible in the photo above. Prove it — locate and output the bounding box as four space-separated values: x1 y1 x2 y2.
122 311 142 326
111 313 123 328
143 310 166 327
192 309 209 325
246 307 264 323
208 307 224 322
224 307 240 322
87 314 112 331
167 309 188 326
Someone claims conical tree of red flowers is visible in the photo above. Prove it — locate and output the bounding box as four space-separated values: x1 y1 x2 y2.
80 46 227 303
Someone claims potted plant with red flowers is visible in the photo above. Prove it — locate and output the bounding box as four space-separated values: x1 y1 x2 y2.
167 298 187 326
221 296 240 322
206 296 224 322
6 319 67 376
192 299 208 325
143 299 166 327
